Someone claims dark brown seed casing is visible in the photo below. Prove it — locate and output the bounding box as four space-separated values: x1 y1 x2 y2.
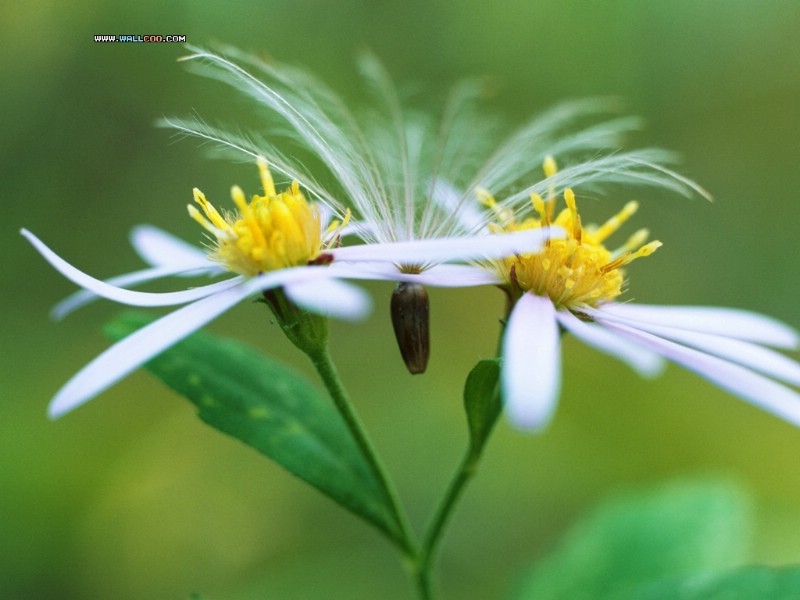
390 283 430 374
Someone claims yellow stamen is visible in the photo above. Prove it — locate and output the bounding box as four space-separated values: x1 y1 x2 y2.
563 188 582 243
192 188 229 231
531 193 549 224
482 160 662 310
615 228 650 257
258 156 277 197
190 160 325 277
544 155 558 219
592 200 639 243
478 187 516 226
543 155 558 179
187 204 218 235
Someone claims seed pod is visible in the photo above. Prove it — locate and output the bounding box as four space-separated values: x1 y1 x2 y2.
390 282 430 374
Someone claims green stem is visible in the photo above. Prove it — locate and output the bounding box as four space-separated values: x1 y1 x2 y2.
415 447 479 597
308 346 418 559
412 296 512 598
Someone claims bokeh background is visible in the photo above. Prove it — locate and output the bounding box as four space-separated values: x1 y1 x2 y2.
2 1 799 598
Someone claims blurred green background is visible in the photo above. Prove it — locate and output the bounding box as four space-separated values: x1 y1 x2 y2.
3 1 800 598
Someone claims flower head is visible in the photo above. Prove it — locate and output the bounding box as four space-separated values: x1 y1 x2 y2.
485 170 661 310
24 157 559 417
189 158 345 276
163 47 709 257
161 46 705 372
492 161 800 431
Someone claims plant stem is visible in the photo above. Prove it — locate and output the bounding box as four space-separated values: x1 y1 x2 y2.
413 301 511 597
308 346 418 559
414 445 481 598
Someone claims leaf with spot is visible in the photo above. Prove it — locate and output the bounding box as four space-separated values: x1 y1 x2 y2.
105 312 405 545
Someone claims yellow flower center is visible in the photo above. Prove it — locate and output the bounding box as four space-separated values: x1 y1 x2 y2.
188 158 346 276
485 157 662 309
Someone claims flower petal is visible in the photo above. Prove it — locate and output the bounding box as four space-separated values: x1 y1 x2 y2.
21 228 243 307
502 294 561 430
48 265 375 417
325 262 503 287
284 278 372 321
430 178 486 231
556 309 665 378
51 265 221 320
48 282 256 418
590 306 800 386
602 320 800 427
130 225 217 269
329 227 565 265
597 303 799 349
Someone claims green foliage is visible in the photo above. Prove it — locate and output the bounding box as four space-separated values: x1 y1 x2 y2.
105 312 402 542
632 566 800 600
510 478 753 600
463 358 502 459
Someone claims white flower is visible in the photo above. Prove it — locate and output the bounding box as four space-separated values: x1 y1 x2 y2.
161 47 705 373
163 46 705 275
483 174 800 430
23 160 557 418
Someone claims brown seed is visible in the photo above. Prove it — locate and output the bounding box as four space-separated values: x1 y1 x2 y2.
390 283 430 375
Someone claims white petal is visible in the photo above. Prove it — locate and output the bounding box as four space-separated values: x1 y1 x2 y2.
130 225 213 269
51 265 222 320
324 262 502 287
329 227 565 265
48 282 256 418
283 278 371 321
502 294 561 430
590 307 800 386
22 228 244 306
598 303 799 349
430 178 486 231
556 310 665 378
602 320 800 427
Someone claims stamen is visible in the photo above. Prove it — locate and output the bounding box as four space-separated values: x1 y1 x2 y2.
612 228 650 258
593 201 639 243
257 157 277 197
543 155 558 179
231 185 249 213
190 160 323 276
485 158 660 311
192 188 228 231
601 240 662 273
477 187 495 208
187 204 219 235
531 193 549 223
632 240 662 258
564 188 582 243
323 209 352 250
544 155 558 219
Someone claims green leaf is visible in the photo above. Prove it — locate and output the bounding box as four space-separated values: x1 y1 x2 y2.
631 566 800 600
510 478 752 600
105 312 403 543
463 358 502 458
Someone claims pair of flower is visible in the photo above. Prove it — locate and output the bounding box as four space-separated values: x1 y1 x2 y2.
23 47 800 430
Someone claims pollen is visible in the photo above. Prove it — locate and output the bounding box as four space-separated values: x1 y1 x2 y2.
489 159 661 310
188 158 327 276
